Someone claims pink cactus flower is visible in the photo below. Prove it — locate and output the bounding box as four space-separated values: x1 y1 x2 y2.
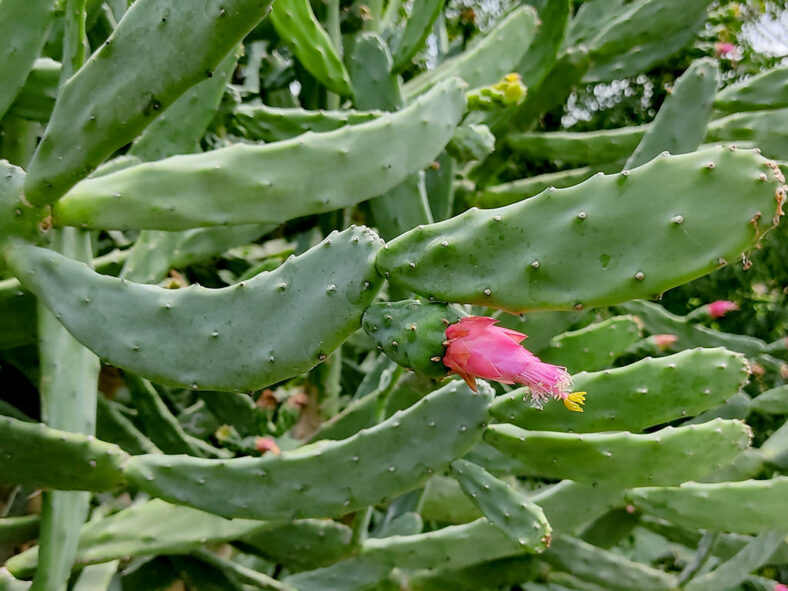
774 584 788 591
708 300 739 318
653 334 678 350
442 316 586 411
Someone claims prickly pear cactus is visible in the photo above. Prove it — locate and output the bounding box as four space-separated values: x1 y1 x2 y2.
1 1 788 590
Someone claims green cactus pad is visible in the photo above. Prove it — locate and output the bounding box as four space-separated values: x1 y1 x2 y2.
517 0 571 90
269 0 352 96
618 300 769 358
96 397 161 455
123 380 493 520
23 0 277 204
7 58 59 123
491 348 749 433
309 364 403 442
390 0 446 72
494 309 591 354
706 108 788 161
450 459 551 552
130 47 240 163
121 224 274 284
625 58 719 169
71 562 119 591
542 535 679 591
369 173 434 241
7 226 383 392
52 79 466 231
0 278 36 350
241 519 354 571
0 516 39 549
359 518 523 570
0 569 30 591
750 384 788 415
0 161 45 246
475 165 606 209
425 152 455 222
484 418 752 486
506 126 647 166
418 475 482 524
0 416 128 491
283 557 392 591
758 420 788 470
628 477 788 534
377 147 786 313
533 480 625 534
683 532 785 591
231 103 380 143
580 0 709 83
348 32 403 112
715 64 788 112
4 499 271 577
539 315 642 373
578 508 640 549
362 300 464 378
35 228 102 591
446 124 496 163
0 0 55 121
506 109 788 168
404 555 540 591
125 375 219 457
346 32 434 241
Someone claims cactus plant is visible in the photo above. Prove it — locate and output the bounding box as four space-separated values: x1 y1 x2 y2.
1 2 788 590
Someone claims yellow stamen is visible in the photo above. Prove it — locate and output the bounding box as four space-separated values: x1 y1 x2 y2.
563 391 586 413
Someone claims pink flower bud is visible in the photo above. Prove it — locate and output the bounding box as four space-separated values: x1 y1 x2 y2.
715 42 735 57
708 300 739 318
255 437 280 455
653 334 678 350
442 316 585 411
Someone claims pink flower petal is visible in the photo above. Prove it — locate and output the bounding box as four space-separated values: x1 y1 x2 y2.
442 315 575 408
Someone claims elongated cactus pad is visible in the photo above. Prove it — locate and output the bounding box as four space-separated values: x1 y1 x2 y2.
628 477 788 534
450 459 551 552
123 380 493 520
52 79 466 231
24 0 277 203
484 418 752 486
7 226 384 391
377 147 786 313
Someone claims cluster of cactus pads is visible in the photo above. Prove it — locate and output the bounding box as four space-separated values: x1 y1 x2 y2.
2 0 788 589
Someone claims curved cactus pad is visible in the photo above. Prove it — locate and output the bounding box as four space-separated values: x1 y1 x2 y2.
23 0 277 204
0 416 128 492
52 79 467 231
628 477 788 534
5 499 273 577
7 226 384 391
377 147 786 313
484 418 752 486
450 459 551 552
123 380 493 520
359 518 523 570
